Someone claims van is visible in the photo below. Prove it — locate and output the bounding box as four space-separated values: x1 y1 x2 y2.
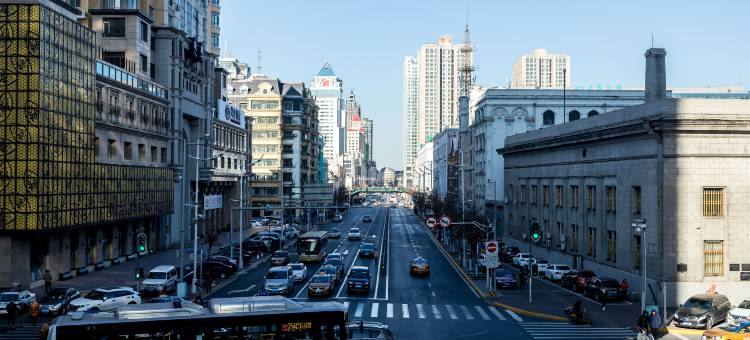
139 265 178 294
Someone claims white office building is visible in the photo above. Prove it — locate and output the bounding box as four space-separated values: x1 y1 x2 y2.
310 62 346 178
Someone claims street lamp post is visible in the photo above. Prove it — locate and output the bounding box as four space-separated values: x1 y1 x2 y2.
633 219 647 312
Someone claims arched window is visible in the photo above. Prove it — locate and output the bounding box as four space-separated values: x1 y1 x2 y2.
568 110 581 121
542 110 555 125
588 110 599 117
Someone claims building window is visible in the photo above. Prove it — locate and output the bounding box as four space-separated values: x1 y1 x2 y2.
632 186 642 215
211 12 220 26
211 33 219 48
234 158 238 169
587 227 596 257
588 110 600 117
606 186 616 213
568 110 580 121
571 224 578 253
103 18 126 37
102 51 125 68
140 20 148 42
138 144 145 161
633 235 641 270
531 185 538 205
95 137 100 157
520 185 526 204
150 146 157 162
124 142 132 160
704 240 723 277
703 188 724 217
570 185 579 208
555 185 563 207
606 230 616 262
283 173 292 182
220 156 225 168
543 185 549 206
108 139 117 158
542 110 555 125
586 186 596 210
161 147 167 163
140 54 148 72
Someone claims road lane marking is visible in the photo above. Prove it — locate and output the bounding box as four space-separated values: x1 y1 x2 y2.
335 250 360 297
474 306 491 320
459 305 474 320
227 284 256 295
373 206 387 299
445 305 458 320
431 304 442 319
505 309 523 322
370 302 379 318
488 306 506 320
386 303 393 318
354 303 365 318
401 304 410 318
416 304 426 318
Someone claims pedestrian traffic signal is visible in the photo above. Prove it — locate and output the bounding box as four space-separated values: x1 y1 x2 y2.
137 233 147 255
135 267 144 280
530 222 541 242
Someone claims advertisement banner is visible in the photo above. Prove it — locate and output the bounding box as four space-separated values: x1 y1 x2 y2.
217 100 245 129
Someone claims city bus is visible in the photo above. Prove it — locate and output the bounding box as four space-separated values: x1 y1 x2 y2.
47 296 348 339
297 231 329 262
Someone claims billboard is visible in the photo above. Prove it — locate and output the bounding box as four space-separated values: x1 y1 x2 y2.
217 100 246 129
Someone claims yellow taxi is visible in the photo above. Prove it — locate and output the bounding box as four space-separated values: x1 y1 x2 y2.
409 256 430 276
702 321 750 340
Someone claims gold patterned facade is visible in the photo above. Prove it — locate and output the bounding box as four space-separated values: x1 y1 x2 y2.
0 4 173 231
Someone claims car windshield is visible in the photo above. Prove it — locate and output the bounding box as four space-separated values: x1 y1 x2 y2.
266 270 287 279
46 289 67 300
496 270 513 277
84 290 106 300
362 244 374 249
684 298 711 310
603 280 620 288
350 228 360 233
290 264 304 270
310 275 330 283
300 239 318 253
326 259 343 267
352 270 369 279
738 300 750 309
322 266 336 274
717 323 749 333
413 258 428 264
273 252 287 257
147 272 167 279
556 265 571 271
0 293 18 302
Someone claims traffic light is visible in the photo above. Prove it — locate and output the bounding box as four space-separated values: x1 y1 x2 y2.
137 233 147 255
135 267 144 280
531 263 539 277
530 222 541 242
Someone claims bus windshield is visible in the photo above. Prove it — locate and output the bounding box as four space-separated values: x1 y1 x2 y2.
300 238 319 254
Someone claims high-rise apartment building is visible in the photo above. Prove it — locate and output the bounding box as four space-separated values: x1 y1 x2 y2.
310 62 345 179
344 91 365 188
511 48 571 89
402 56 419 188
363 118 373 164
403 36 472 189
208 0 221 56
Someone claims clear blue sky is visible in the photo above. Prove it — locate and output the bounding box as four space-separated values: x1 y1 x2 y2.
221 0 749 170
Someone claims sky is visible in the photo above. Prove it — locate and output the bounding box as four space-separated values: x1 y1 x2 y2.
220 0 750 170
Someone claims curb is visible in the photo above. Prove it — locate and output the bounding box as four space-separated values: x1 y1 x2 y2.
489 301 568 321
663 326 706 335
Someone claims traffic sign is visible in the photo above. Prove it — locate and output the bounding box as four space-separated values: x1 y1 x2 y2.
484 240 500 268
486 242 498 254
426 217 437 228
439 215 451 228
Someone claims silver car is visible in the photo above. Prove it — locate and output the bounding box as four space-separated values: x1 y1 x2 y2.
289 263 307 282
264 266 294 296
0 289 36 313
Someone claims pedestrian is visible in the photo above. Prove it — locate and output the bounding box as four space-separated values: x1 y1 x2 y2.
637 311 649 331
28 298 40 326
648 310 661 335
601 294 608 311
519 269 526 289
620 278 629 300
636 326 654 340
6 300 17 329
43 270 53 294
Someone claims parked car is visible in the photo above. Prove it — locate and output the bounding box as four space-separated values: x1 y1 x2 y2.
203 258 237 273
328 228 342 239
242 239 269 252
0 289 36 313
727 298 750 325
207 256 239 270
217 247 252 264
347 228 363 241
495 268 518 288
308 273 334 296
544 264 574 281
347 266 371 294
201 261 235 279
701 321 750 340
270 251 291 266
409 256 430 276
39 288 80 315
531 259 551 276
264 266 294 296
561 270 596 291
139 265 179 294
512 253 533 267
674 293 731 329
359 243 376 258
289 263 307 282
69 287 140 312
584 277 623 302
362 215 373 223
319 264 341 285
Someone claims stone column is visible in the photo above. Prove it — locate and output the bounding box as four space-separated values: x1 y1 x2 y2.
46 234 61 280
111 225 121 259
126 223 134 255
74 230 87 269
61 232 71 274
0 236 32 288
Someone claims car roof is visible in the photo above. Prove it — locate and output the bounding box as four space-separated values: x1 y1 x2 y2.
352 266 369 271
268 266 290 272
95 286 134 292
151 265 176 272
691 293 726 300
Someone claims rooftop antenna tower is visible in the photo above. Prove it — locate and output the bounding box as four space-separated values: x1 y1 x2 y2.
458 9 475 98
256 50 263 74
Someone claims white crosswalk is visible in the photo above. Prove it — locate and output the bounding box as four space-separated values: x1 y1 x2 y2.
343 302 518 322
519 322 637 339
0 325 41 340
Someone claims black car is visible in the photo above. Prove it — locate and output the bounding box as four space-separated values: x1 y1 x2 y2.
201 261 234 279
494 268 518 288
39 288 80 315
207 255 239 271
584 277 623 301
359 243 375 258
217 247 252 264
204 258 237 272
347 266 371 294
674 293 731 329
362 215 373 223
242 239 268 252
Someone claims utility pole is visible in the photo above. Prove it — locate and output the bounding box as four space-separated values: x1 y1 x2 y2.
633 219 647 312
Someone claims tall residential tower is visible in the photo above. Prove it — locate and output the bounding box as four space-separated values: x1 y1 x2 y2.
511 48 571 89
310 62 345 179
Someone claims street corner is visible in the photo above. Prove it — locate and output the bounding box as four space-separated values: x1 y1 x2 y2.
485 298 568 322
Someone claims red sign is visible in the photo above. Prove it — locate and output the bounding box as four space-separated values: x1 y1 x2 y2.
486 242 498 254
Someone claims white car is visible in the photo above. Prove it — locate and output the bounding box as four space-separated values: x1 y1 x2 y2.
513 253 533 267
69 287 141 312
0 290 36 313
347 228 362 241
326 252 343 262
531 259 551 276
727 299 750 324
138 265 178 294
289 263 307 282
544 264 574 281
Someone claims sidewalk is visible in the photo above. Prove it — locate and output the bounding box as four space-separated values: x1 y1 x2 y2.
34 225 265 297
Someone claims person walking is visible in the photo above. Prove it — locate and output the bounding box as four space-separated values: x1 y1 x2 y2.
620 278 630 300
43 270 53 294
6 300 17 329
601 294 608 311
28 298 41 326
648 310 661 336
519 268 527 289
637 311 649 332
